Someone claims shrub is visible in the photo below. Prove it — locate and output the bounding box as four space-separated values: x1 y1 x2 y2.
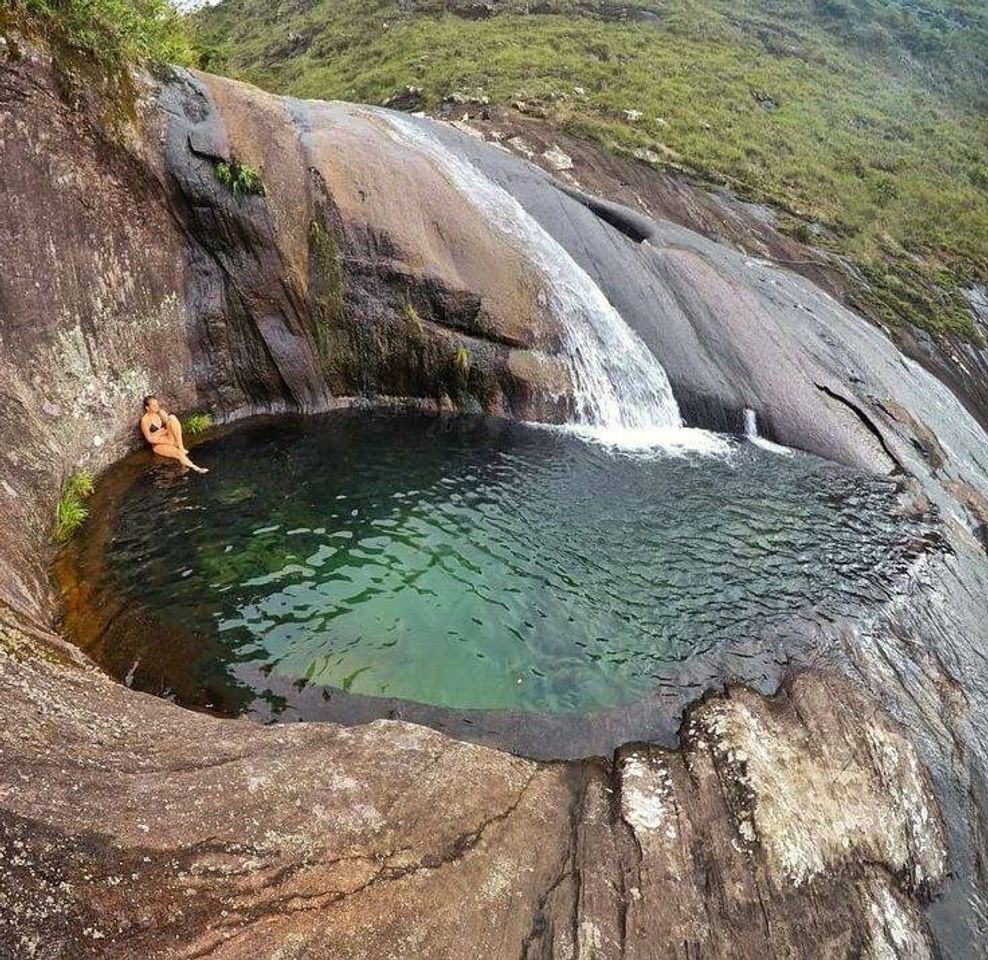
215 160 266 197
54 469 95 542
2 0 197 124
790 221 815 244
5 0 195 66
181 412 213 436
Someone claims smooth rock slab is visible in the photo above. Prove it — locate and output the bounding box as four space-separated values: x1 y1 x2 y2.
0 612 950 958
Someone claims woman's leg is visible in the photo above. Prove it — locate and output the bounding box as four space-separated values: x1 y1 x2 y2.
153 443 208 474
166 414 187 454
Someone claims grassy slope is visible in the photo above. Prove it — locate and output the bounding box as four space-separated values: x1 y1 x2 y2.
196 0 988 337
2 0 196 121
3 0 195 66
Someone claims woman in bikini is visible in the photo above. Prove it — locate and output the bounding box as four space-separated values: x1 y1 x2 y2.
139 395 209 474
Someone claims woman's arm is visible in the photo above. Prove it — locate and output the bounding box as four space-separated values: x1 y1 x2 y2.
140 415 163 446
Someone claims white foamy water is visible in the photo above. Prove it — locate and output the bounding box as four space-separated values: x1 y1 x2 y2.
743 408 793 457
562 424 733 458
377 112 711 451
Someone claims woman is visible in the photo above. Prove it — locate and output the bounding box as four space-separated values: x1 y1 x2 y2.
140 396 209 474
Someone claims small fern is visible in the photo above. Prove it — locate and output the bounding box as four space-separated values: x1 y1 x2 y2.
182 412 213 436
54 469 95 542
215 160 266 197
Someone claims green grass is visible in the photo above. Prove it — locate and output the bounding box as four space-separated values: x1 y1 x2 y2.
181 412 213 435
192 0 988 340
2 0 196 119
54 469 95 542
215 160 267 197
4 0 195 67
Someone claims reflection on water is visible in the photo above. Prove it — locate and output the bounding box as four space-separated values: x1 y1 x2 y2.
62 411 925 717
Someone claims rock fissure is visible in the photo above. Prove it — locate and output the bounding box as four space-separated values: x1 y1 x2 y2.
813 382 904 473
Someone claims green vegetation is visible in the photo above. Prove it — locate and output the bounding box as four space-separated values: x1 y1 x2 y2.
215 160 267 197
309 219 346 362
404 301 426 336
54 469 95 542
2 0 196 126
181 412 213 435
454 345 471 376
193 0 988 339
3 0 195 110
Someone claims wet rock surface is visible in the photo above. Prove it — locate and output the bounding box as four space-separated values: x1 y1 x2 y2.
2 604 980 958
1 44 987 958
439 105 988 434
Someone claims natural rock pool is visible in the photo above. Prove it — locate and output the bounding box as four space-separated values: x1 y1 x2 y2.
58 411 928 752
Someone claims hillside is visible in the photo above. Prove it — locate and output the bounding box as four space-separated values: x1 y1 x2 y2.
192 0 988 340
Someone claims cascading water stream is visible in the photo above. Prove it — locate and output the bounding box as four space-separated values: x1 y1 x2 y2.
743 408 759 439
378 111 701 448
743 407 792 456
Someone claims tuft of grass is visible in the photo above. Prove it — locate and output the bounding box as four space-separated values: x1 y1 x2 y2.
181 412 213 436
454 345 471 376
215 160 266 197
2 0 197 121
54 469 95 542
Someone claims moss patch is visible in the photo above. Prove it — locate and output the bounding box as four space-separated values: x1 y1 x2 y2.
308 217 347 366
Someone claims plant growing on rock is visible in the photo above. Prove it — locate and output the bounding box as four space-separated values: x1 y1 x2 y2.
4 0 196 123
215 160 266 197
404 301 425 337
454 346 471 377
181 412 213 436
5 0 196 70
54 469 94 542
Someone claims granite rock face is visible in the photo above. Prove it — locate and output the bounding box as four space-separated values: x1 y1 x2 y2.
1 44 988 959
0 605 974 959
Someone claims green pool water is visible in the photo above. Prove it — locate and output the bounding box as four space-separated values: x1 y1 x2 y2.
64 412 920 718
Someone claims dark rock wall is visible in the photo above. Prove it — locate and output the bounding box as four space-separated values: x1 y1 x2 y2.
0 52 191 619
0 56 572 619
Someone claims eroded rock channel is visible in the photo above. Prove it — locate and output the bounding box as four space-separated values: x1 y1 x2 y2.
2 44 988 959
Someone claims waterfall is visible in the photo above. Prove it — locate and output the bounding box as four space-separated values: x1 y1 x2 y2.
743 408 758 439
378 112 684 441
743 407 792 456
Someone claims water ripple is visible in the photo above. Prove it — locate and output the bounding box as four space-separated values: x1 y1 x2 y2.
73 412 927 716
